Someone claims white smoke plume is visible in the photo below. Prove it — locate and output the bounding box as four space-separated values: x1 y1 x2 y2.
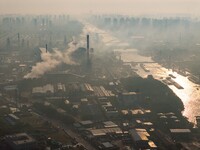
24 42 77 79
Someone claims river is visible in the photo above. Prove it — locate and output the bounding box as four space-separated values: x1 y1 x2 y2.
84 22 200 123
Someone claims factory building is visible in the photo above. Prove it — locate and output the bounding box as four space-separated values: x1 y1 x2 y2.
88 127 123 137
93 86 115 97
129 129 157 149
4 114 20 125
80 102 103 120
55 83 66 96
119 92 140 107
4 85 18 98
80 83 94 94
5 133 37 150
99 142 118 150
32 84 54 97
97 97 119 118
170 129 191 140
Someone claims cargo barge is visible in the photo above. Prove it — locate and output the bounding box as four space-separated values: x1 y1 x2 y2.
164 77 184 89
188 75 199 84
169 74 176 78
140 63 150 72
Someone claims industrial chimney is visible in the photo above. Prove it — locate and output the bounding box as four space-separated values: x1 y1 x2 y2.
87 34 90 64
46 44 48 53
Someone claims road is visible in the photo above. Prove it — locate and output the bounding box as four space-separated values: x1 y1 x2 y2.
32 111 96 150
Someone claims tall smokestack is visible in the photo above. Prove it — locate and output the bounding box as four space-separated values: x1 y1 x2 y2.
46 44 48 53
17 33 20 47
87 34 89 50
87 34 90 64
17 33 20 41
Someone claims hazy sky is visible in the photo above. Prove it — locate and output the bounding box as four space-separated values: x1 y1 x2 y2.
0 0 200 15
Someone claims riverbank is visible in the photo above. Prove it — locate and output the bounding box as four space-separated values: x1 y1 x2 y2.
121 76 194 128
82 22 200 123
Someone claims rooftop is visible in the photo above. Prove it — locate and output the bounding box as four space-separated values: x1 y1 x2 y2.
148 141 157 148
102 142 114 148
170 129 191 133
8 114 19 120
5 133 36 146
32 84 54 94
129 129 149 141
103 121 118 128
4 85 17 91
89 127 122 136
80 120 93 126
81 98 88 102
122 92 138 96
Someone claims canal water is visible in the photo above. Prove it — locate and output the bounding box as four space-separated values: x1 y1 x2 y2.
84 22 200 123
135 62 200 123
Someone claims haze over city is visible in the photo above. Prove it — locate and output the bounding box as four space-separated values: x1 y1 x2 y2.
0 0 200 15
1 0 200 150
